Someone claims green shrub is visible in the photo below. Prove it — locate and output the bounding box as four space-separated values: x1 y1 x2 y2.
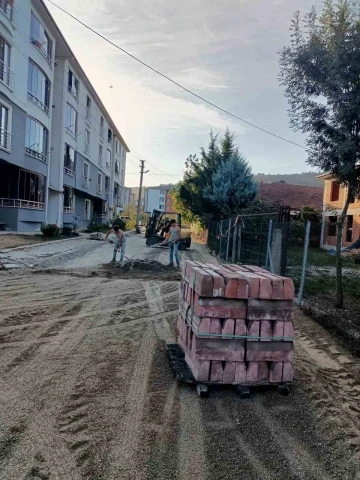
41 223 61 237
61 226 73 236
111 218 126 230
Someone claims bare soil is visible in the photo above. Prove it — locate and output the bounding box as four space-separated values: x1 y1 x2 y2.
0 241 359 479
0 234 58 250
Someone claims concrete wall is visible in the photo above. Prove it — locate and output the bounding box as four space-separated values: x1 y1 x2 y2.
74 191 93 230
0 206 45 231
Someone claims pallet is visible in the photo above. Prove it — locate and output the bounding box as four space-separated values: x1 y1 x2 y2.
166 343 292 398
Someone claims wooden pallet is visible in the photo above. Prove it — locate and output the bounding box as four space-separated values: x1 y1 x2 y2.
166 343 292 398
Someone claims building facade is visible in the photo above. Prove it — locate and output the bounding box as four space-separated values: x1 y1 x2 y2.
318 174 360 248
144 184 177 214
0 0 128 231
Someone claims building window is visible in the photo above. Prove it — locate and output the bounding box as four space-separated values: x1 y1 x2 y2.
121 169 124 184
84 199 91 220
159 196 164 202
18 169 45 205
105 176 110 193
330 182 340 202
86 95 91 122
83 162 89 188
63 186 74 213
108 128 112 143
159 204 164 209
25 116 48 163
0 103 11 152
30 12 53 64
114 182 119 196
67 69 79 98
0 36 12 90
85 129 91 155
100 116 104 138
98 144 103 165
346 215 353 243
115 160 120 174
64 144 75 176
65 103 77 137
115 140 120 154
0 0 14 23
106 149 111 169
97 172 102 195
27 60 50 115
327 216 337 237
160 190 166 195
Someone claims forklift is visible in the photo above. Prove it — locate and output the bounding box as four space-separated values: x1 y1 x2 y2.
145 210 191 250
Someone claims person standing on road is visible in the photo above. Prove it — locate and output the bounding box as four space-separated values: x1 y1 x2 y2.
165 219 180 267
105 225 127 266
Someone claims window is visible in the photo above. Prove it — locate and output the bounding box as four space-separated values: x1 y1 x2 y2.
114 182 119 196
0 36 11 89
121 168 124 184
65 103 77 136
115 160 120 174
63 186 74 212
159 196 165 202
330 182 340 202
64 144 75 175
98 144 103 165
83 162 89 188
328 216 337 237
159 204 164 210
0 0 14 23
100 116 104 138
350 190 356 204
160 190 166 195
85 129 91 155
106 149 111 169
25 116 48 163
18 169 45 205
30 12 52 64
115 140 120 154
84 199 91 220
97 172 102 194
86 95 91 122
105 176 110 193
0 103 10 151
108 128 112 143
346 215 353 243
27 61 50 114
67 69 79 98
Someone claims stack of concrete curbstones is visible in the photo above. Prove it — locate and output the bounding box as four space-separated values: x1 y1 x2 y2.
178 260 295 385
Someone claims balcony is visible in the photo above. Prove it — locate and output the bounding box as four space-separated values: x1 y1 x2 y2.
30 37 51 65
67 84 78 100
63 206 74 214
64 167 75 177
0 198 44 210
65 126 76 138
0 0 15 27
27 92 49 116
82 176 89 188
0 127 12 152
0 59 14 91
97 184 102 195
84 142 91 156
25 147 47 164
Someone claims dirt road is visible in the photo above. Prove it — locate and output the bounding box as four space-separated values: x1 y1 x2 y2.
0 235 359 479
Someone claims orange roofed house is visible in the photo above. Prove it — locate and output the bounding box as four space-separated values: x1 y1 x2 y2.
318 174 360 248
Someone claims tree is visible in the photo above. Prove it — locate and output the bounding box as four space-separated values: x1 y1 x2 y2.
279 0 360 307
204 155 258 217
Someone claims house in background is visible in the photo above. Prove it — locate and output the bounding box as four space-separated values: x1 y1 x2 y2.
318 173 360 248
144 184 178 214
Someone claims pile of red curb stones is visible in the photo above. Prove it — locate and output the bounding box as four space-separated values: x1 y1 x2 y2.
178 260 295 385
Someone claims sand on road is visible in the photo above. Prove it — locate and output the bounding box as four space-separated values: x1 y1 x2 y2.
0 236 359 479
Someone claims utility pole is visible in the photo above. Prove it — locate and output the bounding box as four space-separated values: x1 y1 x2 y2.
136 160 148 233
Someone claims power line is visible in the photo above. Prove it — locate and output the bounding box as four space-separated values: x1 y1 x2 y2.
47 0 308 151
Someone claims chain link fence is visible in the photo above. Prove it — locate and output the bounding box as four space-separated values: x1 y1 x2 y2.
207 215 360 356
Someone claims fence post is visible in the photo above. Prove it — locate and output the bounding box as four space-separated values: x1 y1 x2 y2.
219 220 224 258
226 220 231 261
298 220 311 304
237 225 242 263
232 222 238 263
265 220 273 270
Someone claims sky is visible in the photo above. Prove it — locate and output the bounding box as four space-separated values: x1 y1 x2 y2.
45 0 321 187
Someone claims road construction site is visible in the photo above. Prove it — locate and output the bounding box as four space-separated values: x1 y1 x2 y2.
0 234 360 480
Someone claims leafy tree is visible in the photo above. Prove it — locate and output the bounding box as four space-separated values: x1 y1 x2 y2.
279 0 360 307
204 155 258 217
298 206 322 224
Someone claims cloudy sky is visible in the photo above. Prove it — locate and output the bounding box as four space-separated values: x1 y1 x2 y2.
46 0 321 187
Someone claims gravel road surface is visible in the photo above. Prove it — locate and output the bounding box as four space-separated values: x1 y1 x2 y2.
0 235 359 479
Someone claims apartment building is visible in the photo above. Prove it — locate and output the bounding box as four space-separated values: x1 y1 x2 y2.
0 0 128 231
144 184 177 214
318 173 360 248
124 187 135 207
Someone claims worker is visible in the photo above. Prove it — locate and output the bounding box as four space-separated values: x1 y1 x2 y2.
105 224 126 266
164 219 180 267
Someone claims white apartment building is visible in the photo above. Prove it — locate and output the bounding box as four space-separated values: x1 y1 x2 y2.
144 184 174 214
0 0 129 231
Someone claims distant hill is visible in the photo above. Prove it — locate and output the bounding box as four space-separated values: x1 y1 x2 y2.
254 172 323 187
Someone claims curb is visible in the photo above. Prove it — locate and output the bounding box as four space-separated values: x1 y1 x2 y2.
0 235 87 254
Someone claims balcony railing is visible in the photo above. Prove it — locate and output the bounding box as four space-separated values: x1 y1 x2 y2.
86 108 92 123
65 126 76 138
27 92 49 115
30 36 51 65
64 167 75 177
0 59 14 91
25 147 47 164
84 142 91 156
97 184 102 195
0 128 12 152
100 128 104 139
67 84 78 99
106 161 110 170
0 0 15 26
0 198 44 210
98 155 103 166
63 206 74 214
94 214 108 219
82 176 89 188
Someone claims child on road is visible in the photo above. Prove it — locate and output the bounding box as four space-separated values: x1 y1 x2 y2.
105 225 127 267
